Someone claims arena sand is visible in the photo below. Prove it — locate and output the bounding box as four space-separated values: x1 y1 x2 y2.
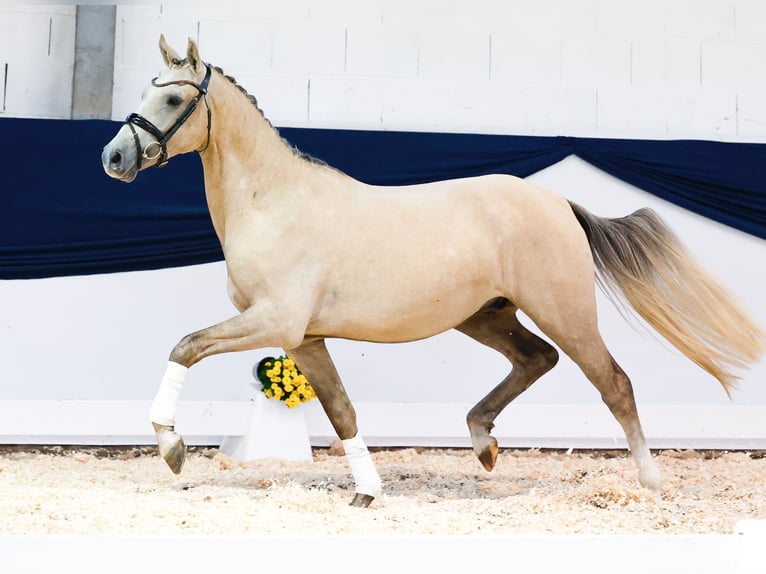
0 446 763 536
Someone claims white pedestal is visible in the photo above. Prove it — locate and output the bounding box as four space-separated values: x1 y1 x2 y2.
218 390 313 462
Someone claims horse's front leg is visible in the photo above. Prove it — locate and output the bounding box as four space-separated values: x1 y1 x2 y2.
288 338 382 508
150 304 305 474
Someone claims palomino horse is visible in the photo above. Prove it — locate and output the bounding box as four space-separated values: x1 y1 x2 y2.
102 36 764 507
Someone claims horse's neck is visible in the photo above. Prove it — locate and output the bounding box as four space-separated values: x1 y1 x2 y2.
199 79 305 240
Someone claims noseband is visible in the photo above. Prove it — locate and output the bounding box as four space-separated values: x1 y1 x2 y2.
125 63 212 169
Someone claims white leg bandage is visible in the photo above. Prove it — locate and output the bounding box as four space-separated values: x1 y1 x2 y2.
342 434 382 498
150 361 188 426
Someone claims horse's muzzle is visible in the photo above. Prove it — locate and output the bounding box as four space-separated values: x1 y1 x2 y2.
102 132 139 183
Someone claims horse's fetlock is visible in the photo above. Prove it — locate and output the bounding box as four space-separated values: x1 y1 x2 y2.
466 409 493 433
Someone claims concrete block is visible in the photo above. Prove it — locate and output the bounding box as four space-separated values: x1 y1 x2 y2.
198 19 273 76
630 38 698 89
597 87 668 137
562 37 631 87
159 3 310 22
667 38 701 87
736 90 766 138
72 6 116 120
0 5 73 16
631 39 665 87
382 0 461 27
491 34 561 85
115 6 161 68
272 23 346 74
666 0 735 39
596 0 665 38
111 66 152 120
666 89 737 138
418 28 490 81
453 82 526 133
117 12 204 73
0 11 75 118
381 78 457 131
235 74 310 126
0 10 67 60
734 0 766 40
459 1 595 37
523 86 597 136
309 0 383 24
701 40 766 89
346 26 418 77
308 76 384 127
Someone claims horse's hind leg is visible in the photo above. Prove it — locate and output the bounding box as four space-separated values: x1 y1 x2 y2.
288 338 382 508
522 301 661 494
568 342 661 494
456 300 559 472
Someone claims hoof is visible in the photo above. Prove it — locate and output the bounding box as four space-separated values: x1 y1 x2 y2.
153 422 187 474
475 436 499 472
636 457 662 494
349 493 374 508
639 471 662 499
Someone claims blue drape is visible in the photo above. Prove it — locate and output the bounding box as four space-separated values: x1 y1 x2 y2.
1 118 763 279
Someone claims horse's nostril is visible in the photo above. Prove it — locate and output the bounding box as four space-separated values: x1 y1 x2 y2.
110 150 122 167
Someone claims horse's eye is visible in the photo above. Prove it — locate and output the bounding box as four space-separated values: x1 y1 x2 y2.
166 94 183 107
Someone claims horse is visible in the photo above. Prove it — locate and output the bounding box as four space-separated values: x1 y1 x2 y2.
102 36 765 508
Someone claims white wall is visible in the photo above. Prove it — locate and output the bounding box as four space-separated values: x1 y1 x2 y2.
113 0 766 141
0 5 75 119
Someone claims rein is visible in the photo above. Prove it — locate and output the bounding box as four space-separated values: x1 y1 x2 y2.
125 63 212 169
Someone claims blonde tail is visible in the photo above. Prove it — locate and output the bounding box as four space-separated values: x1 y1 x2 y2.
569 201 765 396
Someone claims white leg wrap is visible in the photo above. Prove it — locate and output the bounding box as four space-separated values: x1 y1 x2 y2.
150 361 188 426
342 434 382 498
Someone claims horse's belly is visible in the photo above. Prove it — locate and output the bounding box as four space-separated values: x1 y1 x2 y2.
308 279 498 343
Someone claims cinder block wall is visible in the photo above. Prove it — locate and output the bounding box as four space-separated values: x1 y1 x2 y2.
111 1 766 141
0 5 75 118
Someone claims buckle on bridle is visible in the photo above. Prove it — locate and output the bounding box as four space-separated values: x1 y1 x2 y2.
142 141 164 162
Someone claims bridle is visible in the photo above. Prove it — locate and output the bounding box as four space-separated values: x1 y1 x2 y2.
125 63 212 169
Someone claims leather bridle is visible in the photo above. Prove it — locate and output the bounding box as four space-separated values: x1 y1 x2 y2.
125 63 212 169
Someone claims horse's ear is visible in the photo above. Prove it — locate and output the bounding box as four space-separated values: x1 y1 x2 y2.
187 37 203 74
159 34 182 68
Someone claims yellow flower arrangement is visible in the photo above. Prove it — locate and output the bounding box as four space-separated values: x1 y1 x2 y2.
256 355 317 408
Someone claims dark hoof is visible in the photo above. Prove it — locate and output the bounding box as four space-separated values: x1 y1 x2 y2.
477 438 499 472
153 422 187 474
349 493 374 508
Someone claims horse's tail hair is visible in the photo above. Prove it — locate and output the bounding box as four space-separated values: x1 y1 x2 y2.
569 201 765 396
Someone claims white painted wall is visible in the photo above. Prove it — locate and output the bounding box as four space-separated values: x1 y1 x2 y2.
0 5 75 119
112 1 766 141
1 2 765 444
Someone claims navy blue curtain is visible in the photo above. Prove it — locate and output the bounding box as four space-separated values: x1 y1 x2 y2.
1 118 763 279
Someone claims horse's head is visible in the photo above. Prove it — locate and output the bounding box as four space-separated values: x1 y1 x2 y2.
102 35 212 183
